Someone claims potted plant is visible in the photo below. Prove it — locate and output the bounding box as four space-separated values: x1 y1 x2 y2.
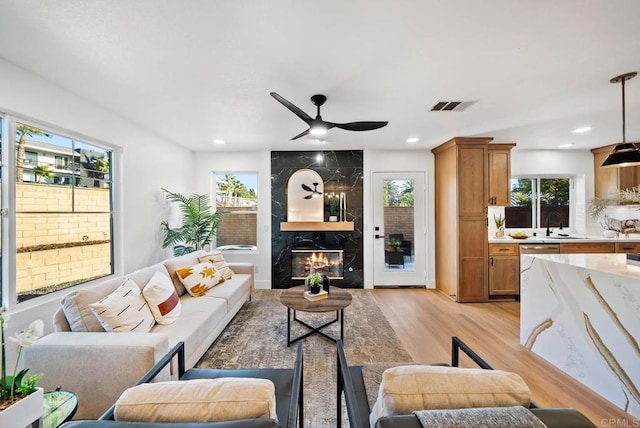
493 213 505 238
328 198 339 222
306 273 323 294
388 239 401 252
0 315 45 427
160 188 226 256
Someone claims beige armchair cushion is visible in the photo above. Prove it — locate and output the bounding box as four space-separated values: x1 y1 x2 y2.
115 378 277 423
370 365 531 426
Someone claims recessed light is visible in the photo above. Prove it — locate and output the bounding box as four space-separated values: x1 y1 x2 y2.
559 143 574 149
212 139 225 145
406 137 420 143
572 126 591 134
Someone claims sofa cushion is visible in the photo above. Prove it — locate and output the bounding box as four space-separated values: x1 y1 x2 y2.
200 250 234 280
114 378 277 423
369 365 531 425
176 262 225 297
89 278 156 332
204 273 252 311
163 251 206 296
151 294 227 361
143 271 182 324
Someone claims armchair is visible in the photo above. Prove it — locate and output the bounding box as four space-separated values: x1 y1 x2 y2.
337 337 595 428
62 341 303 428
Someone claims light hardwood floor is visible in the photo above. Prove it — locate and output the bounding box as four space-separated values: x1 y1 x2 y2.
372 288 636 427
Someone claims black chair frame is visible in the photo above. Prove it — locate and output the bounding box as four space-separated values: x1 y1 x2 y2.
100 341 304 428
337 336 539 428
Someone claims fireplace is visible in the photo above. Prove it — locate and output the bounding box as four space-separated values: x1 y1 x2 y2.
291 249 344 279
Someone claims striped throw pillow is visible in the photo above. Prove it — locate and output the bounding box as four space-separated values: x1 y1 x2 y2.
199 250 234 280
88 278 156 332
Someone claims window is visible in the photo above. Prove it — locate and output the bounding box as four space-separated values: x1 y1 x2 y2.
1 118 114 306
214 173 257 251
505 177 572 229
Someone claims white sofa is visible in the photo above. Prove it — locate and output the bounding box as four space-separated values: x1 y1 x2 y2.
24 250 253 420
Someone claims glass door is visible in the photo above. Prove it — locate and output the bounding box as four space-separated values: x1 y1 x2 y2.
372 172 426 286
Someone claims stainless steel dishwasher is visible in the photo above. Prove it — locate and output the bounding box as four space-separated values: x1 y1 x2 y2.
519 243 560 254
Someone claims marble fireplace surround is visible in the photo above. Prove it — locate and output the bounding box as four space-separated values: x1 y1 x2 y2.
271 150 363 289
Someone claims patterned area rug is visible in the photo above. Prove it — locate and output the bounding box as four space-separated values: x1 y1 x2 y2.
197 288 413 427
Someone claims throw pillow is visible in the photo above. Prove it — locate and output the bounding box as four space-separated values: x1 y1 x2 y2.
142 271 182 324
88 278 156 332
114 378 277 423
369 365 531 426
199 250 234 280
176 262 225 297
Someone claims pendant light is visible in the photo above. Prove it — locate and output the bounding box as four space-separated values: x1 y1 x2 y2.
601 71 640 168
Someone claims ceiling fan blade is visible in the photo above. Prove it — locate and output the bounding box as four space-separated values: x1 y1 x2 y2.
301 183 313 192
332 121 388 131
270 92 312 123
290 129 310 140
304 195 313 199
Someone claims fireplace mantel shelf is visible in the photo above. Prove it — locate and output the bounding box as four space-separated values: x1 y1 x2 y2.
280 221 354 232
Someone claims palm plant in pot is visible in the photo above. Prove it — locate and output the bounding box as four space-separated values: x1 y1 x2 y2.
160 188 226 256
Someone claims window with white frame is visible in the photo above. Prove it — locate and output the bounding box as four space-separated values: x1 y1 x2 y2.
214 172 258 251
505 177 572 229
1 117 114 306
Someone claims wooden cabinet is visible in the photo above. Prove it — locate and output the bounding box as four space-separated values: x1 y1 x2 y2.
432 137 515 303
559 242 615 253
488 148 512 206
489 244 519 295
615 242 640 253
592 144 640 198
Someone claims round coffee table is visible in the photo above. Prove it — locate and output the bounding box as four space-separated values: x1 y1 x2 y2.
280 285 352 347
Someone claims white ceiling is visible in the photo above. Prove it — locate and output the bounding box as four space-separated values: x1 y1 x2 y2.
1 0 639 153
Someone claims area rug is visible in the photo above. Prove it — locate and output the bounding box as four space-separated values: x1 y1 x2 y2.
197 289 413 427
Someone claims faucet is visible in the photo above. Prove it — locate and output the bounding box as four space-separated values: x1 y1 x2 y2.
546 212 562 236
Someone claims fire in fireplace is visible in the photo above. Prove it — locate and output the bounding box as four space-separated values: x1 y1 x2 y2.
291 249 344 280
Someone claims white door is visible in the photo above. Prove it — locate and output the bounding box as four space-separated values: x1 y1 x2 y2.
372 172 426 287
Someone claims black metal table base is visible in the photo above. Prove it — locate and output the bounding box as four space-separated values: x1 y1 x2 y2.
286 308 344 347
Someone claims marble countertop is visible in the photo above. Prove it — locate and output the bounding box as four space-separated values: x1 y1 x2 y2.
489 235 640 244
523 253 640 279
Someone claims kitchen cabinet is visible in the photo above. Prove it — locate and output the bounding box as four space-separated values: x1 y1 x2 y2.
615 242 640 253
591 144 640 198
432 137 515 302
488 148 512 206
559 242 615 253
489 243 519 296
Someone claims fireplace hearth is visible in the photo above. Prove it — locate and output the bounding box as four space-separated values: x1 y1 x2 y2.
291 249 344 279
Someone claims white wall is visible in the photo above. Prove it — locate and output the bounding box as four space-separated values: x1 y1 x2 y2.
364 150 434 289
191 151 272 288
510 149 595 234
0 59 194 367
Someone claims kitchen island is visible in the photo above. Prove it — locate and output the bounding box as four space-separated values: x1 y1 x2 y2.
520 253 640 418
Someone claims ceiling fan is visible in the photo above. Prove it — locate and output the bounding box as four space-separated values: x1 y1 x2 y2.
270 92 388 140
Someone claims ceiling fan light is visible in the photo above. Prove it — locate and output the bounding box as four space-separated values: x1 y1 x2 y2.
601 142 640 168
310 125 327 136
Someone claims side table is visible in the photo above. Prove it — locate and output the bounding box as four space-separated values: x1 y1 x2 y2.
42 389 78 428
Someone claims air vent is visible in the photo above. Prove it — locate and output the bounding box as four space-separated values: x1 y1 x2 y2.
430 101 475 112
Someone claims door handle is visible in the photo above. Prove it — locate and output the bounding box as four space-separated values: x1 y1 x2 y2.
375 234 383 239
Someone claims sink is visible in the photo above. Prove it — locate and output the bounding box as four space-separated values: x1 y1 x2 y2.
545 235 588 239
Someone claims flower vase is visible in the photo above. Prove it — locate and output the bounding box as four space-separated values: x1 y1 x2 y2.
0 387 44 428
495 227 505 238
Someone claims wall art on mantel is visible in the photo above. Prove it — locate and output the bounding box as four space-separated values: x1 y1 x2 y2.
271 151 363 289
